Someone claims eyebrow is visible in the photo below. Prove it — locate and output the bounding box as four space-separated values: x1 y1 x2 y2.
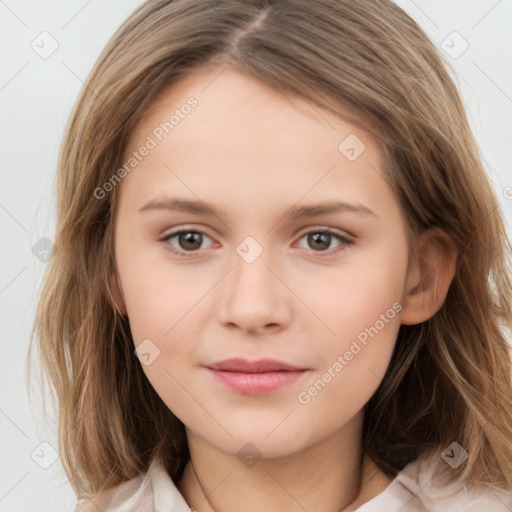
138 197 377 219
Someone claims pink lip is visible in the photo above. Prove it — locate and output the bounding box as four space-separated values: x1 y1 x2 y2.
204 358 309 395
206 358 306 373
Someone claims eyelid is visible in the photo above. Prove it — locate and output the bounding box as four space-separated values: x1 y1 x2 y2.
293 227 354 255
295 224 355 240
159 225 216 248
160 224 214 239
160 225 354 242
159 224 355 258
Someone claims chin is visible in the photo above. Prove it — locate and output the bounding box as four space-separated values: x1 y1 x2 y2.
203 428 312 462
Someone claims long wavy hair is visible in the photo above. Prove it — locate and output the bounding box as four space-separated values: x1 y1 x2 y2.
28 0 512 502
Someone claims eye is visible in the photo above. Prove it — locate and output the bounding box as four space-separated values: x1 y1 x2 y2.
159 227 354 258
296 229 353 255
160 228 216 257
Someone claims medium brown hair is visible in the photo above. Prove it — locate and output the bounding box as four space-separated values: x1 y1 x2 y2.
29 0 512 502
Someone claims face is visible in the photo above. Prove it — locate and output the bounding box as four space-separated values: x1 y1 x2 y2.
111 67 411 459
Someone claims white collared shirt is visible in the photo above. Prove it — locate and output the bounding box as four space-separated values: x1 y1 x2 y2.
75 452 512 512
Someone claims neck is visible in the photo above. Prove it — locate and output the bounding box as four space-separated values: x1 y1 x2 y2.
177 414 393 512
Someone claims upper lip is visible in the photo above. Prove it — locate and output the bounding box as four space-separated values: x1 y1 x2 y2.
205 358 307 373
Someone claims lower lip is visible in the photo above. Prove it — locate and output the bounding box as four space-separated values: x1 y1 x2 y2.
206 368 308 394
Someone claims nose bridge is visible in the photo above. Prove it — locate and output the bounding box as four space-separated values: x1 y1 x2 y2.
218 234 290 331
231 234 278 300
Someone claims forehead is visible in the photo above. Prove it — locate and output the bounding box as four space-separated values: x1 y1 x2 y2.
119 67 396 222
131 66 375 150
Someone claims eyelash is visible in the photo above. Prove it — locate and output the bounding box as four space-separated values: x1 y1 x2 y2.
159 227 354 259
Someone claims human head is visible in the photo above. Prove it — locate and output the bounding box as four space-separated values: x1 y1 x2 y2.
109 62 456 469
30 0 512 498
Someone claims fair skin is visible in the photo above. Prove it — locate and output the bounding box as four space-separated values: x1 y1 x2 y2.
110 66 456 511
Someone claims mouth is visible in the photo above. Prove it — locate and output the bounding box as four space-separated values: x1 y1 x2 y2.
204 358 309 395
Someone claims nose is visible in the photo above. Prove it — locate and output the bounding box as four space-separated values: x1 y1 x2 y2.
216 247 292 335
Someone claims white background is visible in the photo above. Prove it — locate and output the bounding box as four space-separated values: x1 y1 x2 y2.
1 1 511 510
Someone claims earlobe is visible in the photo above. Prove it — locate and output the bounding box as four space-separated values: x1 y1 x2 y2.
400 228 457 326
109 271 128 316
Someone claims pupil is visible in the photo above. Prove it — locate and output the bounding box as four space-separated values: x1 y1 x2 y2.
180 232 201 250
310 232 329 250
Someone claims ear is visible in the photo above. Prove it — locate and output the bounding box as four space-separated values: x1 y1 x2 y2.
400 227 457 325
109 271 128 316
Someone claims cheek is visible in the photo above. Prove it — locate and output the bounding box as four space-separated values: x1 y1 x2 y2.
296 280 402 421
295 240 406 394
117 253 209 404
118 249 205 343
300 249 406 343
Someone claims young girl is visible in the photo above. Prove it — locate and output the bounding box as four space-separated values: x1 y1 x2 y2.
30 0 512 510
